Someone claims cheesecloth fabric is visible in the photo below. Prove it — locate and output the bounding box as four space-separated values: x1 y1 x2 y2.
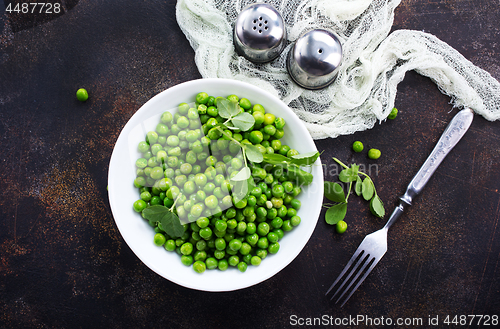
176 0 500 139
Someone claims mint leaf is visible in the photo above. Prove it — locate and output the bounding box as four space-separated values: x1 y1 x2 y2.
325 203 347 225
339 168 358 183
232 178 251 204
217 99 240 119
244 144 263 163
231 112 255 131
142 205 185 238
290 151 320 166
370 195 385 218
355 176 362 196
287 165 313 186
263 153 290 165
324 181 346 203
361 177 374 201
231 167 251 181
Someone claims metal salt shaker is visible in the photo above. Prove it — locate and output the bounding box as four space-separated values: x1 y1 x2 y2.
233 3 287 63
287 29 343 90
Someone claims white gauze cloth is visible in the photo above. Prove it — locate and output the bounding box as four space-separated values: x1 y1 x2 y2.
176 0 500 139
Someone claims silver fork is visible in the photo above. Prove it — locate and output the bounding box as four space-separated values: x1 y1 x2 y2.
326 108 474 307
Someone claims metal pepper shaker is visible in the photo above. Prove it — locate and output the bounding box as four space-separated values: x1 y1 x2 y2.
233 3 287 63
287 29 343 90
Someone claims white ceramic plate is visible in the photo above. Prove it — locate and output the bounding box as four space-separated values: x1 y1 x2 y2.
108 78 323 291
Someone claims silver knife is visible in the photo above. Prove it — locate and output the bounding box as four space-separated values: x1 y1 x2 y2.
385 107 474 229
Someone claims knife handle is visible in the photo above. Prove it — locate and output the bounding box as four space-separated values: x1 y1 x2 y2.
400 108 474 206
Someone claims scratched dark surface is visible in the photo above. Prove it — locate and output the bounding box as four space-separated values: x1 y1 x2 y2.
1 0 499 328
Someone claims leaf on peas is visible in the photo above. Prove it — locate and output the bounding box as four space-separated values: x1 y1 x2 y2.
339 167 358 183
324 181 346 203
355 176 362 196
262 153 290 165
231 167 251 181
231 112 255 131
232 178 251 204
287 165 313 186
325 203 347 225
244 144 263 163
290 151 320 166
217 98 240 119
142 205 185 238
370 195 385 218
361 177 374 201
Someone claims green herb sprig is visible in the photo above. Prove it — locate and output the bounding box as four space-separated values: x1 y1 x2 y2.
142 195 185 238
324 157 385 225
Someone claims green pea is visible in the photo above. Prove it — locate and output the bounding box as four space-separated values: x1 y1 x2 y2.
352 141 364 153
181 255 193 266
207 106 218 117
140 191 152 202
227 94 239 102
235 261 247 272
257 237 269 249
180 242 193 255
230 158 243 170
164 239 176 251
218 259 229 271
249 130 264 144
279 145 290 156
257 222 270 236
246 233 259 246
273 228 284 240
205 257 218 270
214 249 225 260
146 131 158 145
275 117 285 129
282 220 293 232
153 233 166 246
177 116 189 129
215 239 230 253
272 184 285 198
263 125 276 136
133 200 147 212
336 220 348 234
229 239 242 251
274 129 285 139
199 227 213 240
135 158 147 169
138 141 150 153
388 107 398 119
270 217 283 229
196 92 209 104
368 148 381 159
291 215 301 227
287 149 299 157
150 196 162 205
206 96 215 106
268 242 280 254
178 103 190 115
263 113 275 125
76 88 89 101
161 111 173 124
290 198 301 210
250 256 261 266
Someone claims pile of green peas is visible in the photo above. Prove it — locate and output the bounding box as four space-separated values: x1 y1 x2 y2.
132 92 304 273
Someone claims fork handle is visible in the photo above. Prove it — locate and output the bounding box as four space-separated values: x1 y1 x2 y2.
384 108 474 230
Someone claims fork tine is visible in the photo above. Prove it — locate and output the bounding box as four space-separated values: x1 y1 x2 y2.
338 256 383 307
330 251 368 301
325 248 364 296
335 254 373 304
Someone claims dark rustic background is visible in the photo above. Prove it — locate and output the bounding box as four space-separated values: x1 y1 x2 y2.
1 1 499 328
